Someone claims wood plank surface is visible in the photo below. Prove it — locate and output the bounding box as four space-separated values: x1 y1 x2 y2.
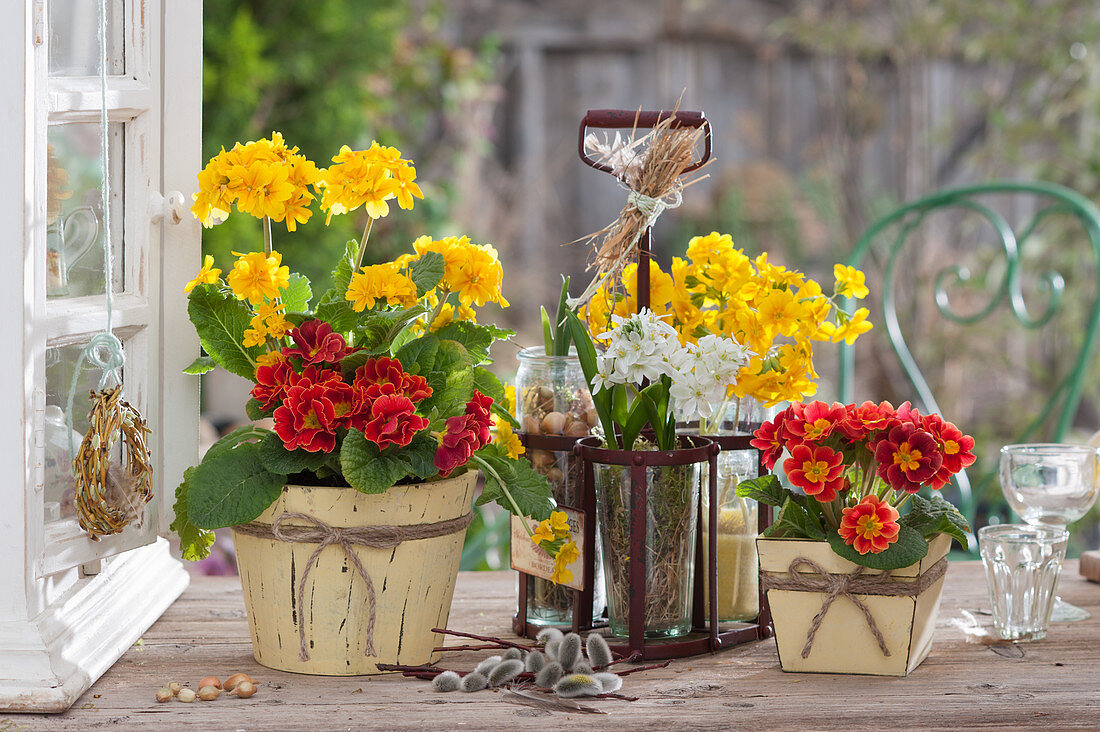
5 561 1099 731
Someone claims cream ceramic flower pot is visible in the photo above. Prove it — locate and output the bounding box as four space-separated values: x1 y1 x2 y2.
758 533 951 676
231 471 478 675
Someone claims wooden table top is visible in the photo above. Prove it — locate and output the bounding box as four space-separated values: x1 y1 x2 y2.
9 561 1100 731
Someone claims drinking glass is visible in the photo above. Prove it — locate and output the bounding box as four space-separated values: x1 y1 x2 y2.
979 524 1068 640
999 444 1100 621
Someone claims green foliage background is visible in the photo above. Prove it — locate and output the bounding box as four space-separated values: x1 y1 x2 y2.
201 0 496 284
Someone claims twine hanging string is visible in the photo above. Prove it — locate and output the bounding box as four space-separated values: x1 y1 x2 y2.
569 187 684 309
234 511 475 661
63 0 146 542
64 0 126 462
760 555 949 659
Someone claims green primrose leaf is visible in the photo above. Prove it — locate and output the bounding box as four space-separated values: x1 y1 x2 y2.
183 355 216 375
472 366 505 405
187 284 265 379
256 430 327 475
204 425 270 460
245 398 271 421
340 430 410 494
407 250 445 296
491 401 520 429
187 440 286 529
736 474 806 508
313 300 360 334
317 240 358 306
420 339 474 415
475 449 555 521
280 273 312 313
764 496 826 540
396 333 439 374
404 433 440 480
433 321 495 365
902 493 972 550
170 467 217 561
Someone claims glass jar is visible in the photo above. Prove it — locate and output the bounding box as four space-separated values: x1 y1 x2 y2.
515 346 604 626
695 397 768 623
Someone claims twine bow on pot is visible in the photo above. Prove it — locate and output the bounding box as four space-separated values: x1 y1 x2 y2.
236 510 474 661
760 555 949 660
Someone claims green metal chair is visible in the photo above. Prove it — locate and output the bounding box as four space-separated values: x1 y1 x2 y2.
838 182 1100 534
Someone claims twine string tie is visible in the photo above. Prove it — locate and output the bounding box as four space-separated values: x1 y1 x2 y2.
237 511 474 662
760 555 949 660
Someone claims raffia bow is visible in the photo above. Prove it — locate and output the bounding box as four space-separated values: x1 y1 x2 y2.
760 555 949 659
236 510 474 661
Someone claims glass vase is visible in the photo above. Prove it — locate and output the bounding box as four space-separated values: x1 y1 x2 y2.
702 448 760 622
690 397 767 623
593 457 702 638
515 346 604 626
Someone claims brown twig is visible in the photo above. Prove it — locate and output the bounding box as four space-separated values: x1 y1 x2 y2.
375 663 443 675
432 643 511 653
430 627 536 652
612 659 672 676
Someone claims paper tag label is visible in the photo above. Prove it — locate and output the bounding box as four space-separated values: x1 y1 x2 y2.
509 505 585 591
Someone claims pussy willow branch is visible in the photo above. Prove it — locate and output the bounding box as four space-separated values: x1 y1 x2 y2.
430 627 536 652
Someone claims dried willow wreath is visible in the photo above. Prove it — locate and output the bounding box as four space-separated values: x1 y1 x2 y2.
73 387 153 540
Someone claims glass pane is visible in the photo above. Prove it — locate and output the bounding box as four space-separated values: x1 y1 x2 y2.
47 122 125 299
43 337 137 527
48 0 125 76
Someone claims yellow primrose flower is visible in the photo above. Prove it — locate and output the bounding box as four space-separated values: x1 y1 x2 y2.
392 163 424 210
242 327 266 348
550 563 574 586
685 231 735 266
549 511 571 538
493 420 525 460
255 350 285 368
227 250 290 305
822 307 873 345
834 264 870 299
504 385 517 413
345 263 418 312
556 539 580 567
451 244 508 308
184 255 222 293
531 520 555 546
252 302 291 340
230 160 295 220
317 142 416 223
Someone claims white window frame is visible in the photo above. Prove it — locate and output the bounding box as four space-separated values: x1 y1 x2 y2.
0 0 199 712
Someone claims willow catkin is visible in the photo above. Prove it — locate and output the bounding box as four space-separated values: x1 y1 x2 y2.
594 673 623 693
558 634 583 671
432 671 461 692
488 659 524 687
535 662 564 688
586 633 613 669
536 627 564 645
474 656 502 676
554 674 602 698
461 672 488 693
525 651 548 673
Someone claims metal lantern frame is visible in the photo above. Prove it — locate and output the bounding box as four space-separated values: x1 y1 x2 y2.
513 108 772 659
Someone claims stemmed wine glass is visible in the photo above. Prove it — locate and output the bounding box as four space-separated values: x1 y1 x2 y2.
999 444 1100 622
